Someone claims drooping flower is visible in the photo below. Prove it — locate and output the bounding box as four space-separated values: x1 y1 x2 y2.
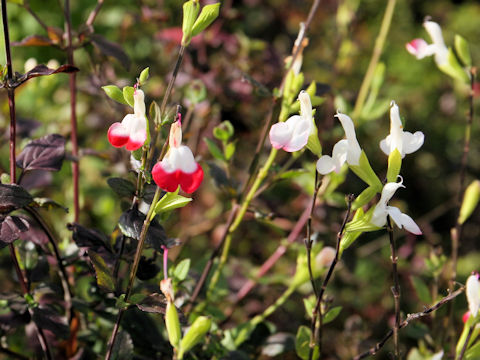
406 19 448 66
316 111 362 174
466 272 480 318
152 121 203 193
370 176 422 235
108 89 147 151
269 91 313 152
379 101 424 158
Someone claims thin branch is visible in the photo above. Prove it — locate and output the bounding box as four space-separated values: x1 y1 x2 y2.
85 0 105 27
457 325 474 360
354 286 465 360
23 1 49 33
387 216 400 359
309 194 354 360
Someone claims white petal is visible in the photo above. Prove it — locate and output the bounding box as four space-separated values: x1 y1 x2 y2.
466 274 480 317
403 131 424 155
134 89 146 118
371 206 387 228
316 156 336 175
389 101 404 156
269 122 292 149
331 140 348 169
379 136 391 155
120 114 137 133
406 38 433 59
169 145 198 173
387 206 422 235
299 91 313 121
378 178 405 207
431 350 444 360
335 112 361 165
424 21 446 48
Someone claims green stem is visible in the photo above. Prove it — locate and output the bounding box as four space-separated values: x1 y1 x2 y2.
251 285 296 325
205 148 278 298
352 0 396 121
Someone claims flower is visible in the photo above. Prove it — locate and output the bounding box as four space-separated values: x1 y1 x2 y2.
406 19 448 66
466 272 480 318
152 121 203 193
316 111 362 174
370 176 422 235
269 91 314 152
379 101 424 158
108 89 147 151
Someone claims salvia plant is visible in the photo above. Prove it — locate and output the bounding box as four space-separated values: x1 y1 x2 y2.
0 0 479 359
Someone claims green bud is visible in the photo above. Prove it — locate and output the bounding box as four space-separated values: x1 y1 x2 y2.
386 148 402 183
102 85 128 105
0 173 11 184
178 316 212 357
139 67 150 85
454 34 471 67
458 180 480 225
122 86 135 107
213 121 234 142
191 3 221 37
165 301 182 348
181 0 200 46
185 79 207 104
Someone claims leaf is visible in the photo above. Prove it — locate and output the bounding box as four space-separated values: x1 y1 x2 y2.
349 151 382 190
118 207 170 252
455 34 472 67
411 276 432 304
323 306 342 325
153 189 192 216
138 67 149 85
123 86 135 107
225 142 235 160
173 258 190 281
32 197 69 212
12 35 53 47
88 251 115 293
0 183 33 214
213 121 234 142
295 325 318 360
149 100 161 128
191 3 221 37
16 134 66 172
204 137 225 162
90 34 131 70
102 85 128 105
67 223 114 264
458 180 480 225
32 306 70 339
122 308 165 352
352 186 379 210
0 216 29 247
15 64 78 87
107 178 136 198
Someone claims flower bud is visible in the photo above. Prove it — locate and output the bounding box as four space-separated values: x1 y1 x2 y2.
458 180 480 225
178 316 212 358
165 301 181 348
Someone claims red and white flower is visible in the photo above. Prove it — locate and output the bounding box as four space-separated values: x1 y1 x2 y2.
107 89 147 151
152 121 203 193
406 20 448 66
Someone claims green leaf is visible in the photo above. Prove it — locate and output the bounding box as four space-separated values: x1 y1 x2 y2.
323 306 342 325
178 316 212 356
89 252 115 293
191 3 221 37
173 258 191 282
303 296 315 319
438 48 469 83
295 325 319 360
224 142 236 161
411 276 432 304
386 148 402 183
123 86 135 107
454 34 471 67
149 100 162 128
352 186 379 210
204 137 225 162
213 121 234 142
102 85 128 105
153 188 192 216
181 0 200 46
458 180 480 225
349 151 382 190
139 67 150 85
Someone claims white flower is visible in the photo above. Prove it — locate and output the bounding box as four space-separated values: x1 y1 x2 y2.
466 272 480 317
269 91 313 152
431 350 444 360
316 111 362 174
406 19 448 66
370 176 422 235
379 101 424 158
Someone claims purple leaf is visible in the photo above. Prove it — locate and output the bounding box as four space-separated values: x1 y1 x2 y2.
0 216 30 247
16 134 66 172
0 184 33 214
136 293 188 325
32 306 70 339
14 64 78 87
90 34 131 70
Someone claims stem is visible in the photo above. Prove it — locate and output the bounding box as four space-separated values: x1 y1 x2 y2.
250 285 296 326
352 0 397 120
85 0 104 27
305 171 321 298
105 187 162 360
64 0 79 222
23 2 49 33
457 325 474 360
308 195 353 360
387 216 400 359
354 287 465 360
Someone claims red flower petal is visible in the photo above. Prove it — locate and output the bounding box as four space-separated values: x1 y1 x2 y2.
108 123 129 148
152 163 180 193
179 164 204 193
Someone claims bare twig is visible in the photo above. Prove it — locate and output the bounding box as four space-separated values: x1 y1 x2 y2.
86 0 105 27
309 194 354 360
387 216 400 359
354 286 465 360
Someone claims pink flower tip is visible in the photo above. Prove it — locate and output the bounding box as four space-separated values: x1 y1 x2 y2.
405 38 428 59
462 311 471 323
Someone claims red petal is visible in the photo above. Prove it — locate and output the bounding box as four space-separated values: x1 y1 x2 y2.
152 163 180 192
108 123 129 148
179 164 204 193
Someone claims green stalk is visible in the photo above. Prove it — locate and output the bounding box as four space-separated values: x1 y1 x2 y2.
352 0 396 121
